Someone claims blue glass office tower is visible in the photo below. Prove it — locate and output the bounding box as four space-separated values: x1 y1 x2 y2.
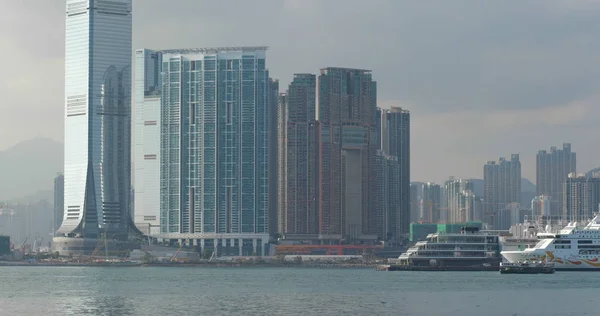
58 0 132 241
135 47 271 256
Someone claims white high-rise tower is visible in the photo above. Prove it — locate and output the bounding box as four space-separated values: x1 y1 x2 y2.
57 0 132 241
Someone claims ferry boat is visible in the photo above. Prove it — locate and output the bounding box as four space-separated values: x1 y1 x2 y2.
394 226 501 270
501 215 600 270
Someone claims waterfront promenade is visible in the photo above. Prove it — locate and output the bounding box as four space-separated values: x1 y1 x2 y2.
0 260 375 269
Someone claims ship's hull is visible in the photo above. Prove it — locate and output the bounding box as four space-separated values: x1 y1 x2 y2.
499 267 554 274
502 250 600 270
402 257 501 268
386 265 498 271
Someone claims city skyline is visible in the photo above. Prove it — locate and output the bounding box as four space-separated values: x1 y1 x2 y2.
3 0 600 272
52 0 410 251
2 1 600 185
7 0 600 291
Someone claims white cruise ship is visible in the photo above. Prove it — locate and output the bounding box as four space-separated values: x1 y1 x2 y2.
501 215 600 270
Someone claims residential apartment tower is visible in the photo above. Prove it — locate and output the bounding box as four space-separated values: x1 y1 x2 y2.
483 155 521 229
317 68 377 240
134 47 271 255
537 143 576 217
281 74 318 235
384 107 410 235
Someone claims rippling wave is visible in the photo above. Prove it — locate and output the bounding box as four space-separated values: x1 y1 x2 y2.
0 267 598 315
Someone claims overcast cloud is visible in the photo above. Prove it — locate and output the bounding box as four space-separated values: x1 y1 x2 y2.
0 0 599 183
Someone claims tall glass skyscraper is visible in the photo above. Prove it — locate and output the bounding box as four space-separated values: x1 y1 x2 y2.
58 0 132 240
134 47 271 256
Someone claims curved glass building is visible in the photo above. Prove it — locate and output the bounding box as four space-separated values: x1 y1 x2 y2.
58 0 132 241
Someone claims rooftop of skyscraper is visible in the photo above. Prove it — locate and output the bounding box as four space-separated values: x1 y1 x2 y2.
159 46 268 54
293 73 316 78
319 67 371 74
390 107 410 114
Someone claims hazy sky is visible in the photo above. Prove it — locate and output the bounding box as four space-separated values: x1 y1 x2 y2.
1 0 599 183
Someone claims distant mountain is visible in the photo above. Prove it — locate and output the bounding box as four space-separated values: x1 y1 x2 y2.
520 191 536 209
521 178 536 193
0 138 63 201
519 178 536 208
9 190 54 204
468 179 484 197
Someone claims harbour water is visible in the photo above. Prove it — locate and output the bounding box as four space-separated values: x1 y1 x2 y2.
0 267 598 315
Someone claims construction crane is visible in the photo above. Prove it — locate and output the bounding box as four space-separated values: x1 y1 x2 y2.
31 234 44 253
88 234 116 261
170 243 185 262
419 201 450 224
89 239 105 260
19 237 29 253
